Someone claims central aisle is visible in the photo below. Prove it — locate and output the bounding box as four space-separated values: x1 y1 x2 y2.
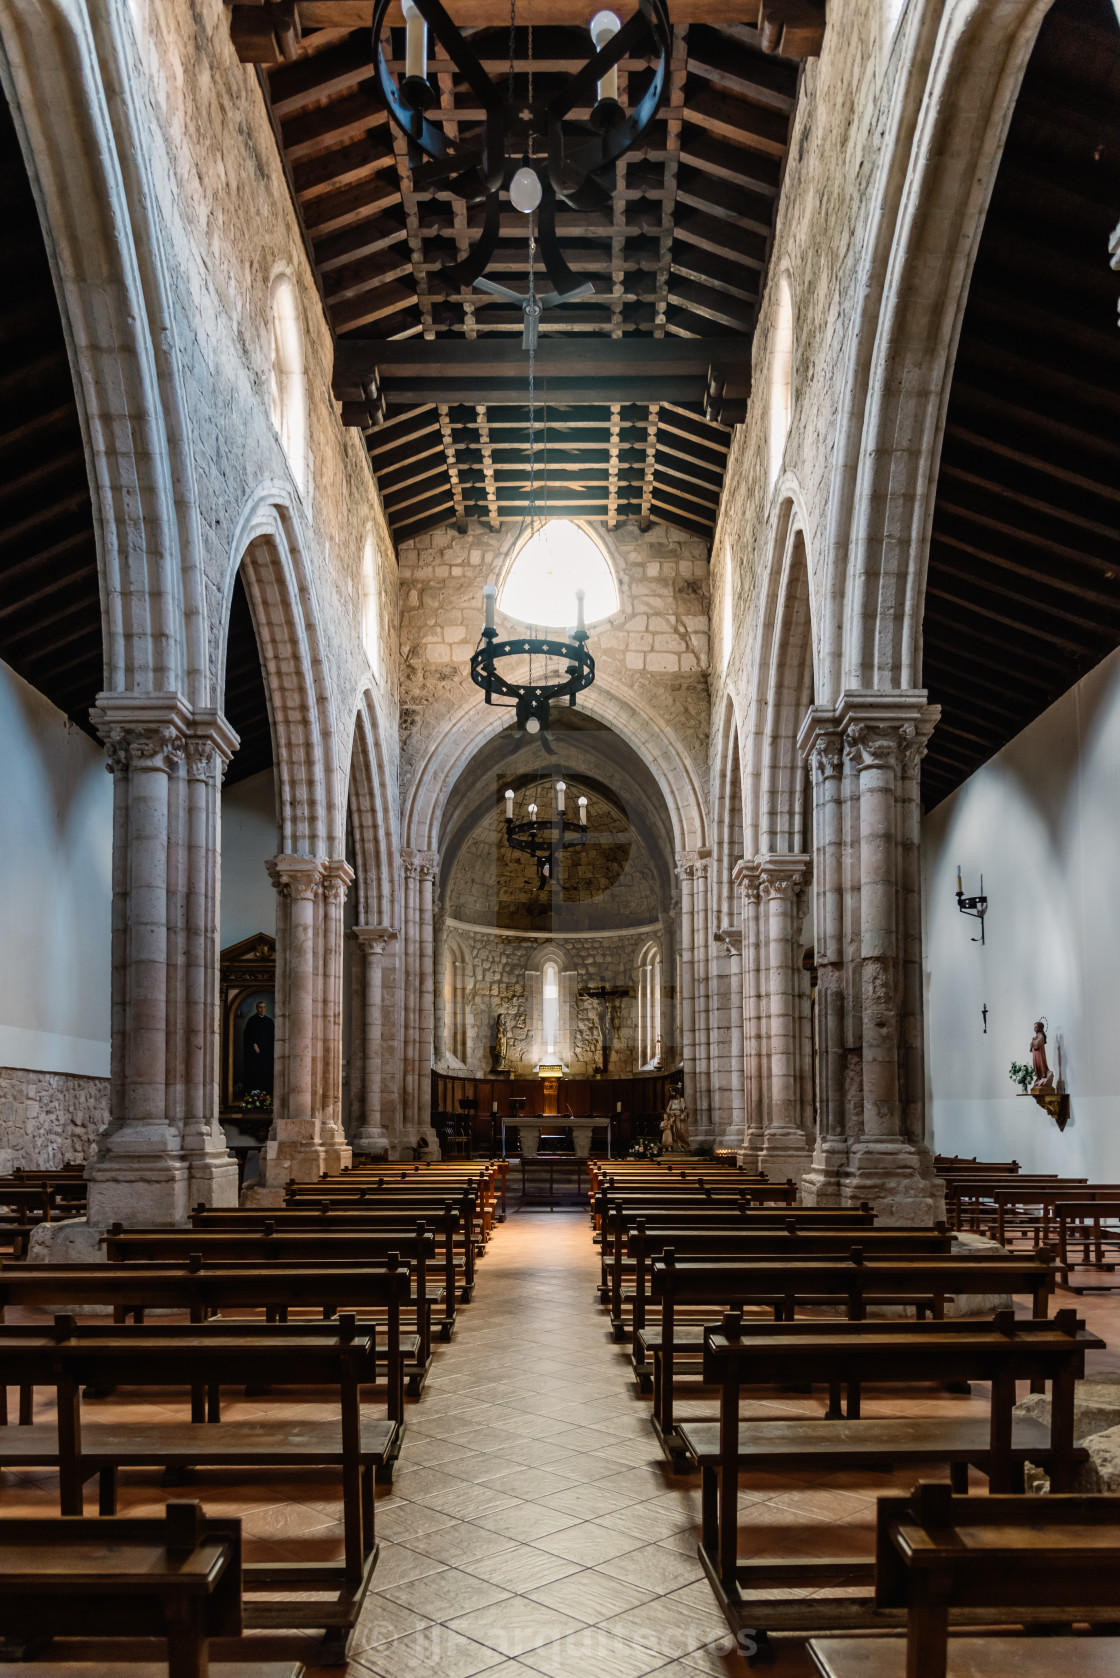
351 1209 813 1678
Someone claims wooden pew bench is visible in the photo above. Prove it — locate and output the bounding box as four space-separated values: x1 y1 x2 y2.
283 1186 483 1290
1058 1199 1120 1283
644 1253 1056 1462
187 1205 466 1335
0 1316 391 1660
104 1226 439 1389
0 1258 412 1439
810 1481 1120 1678
0 1500 242 1678
683 1309 1102 1644
616 1222 954 1346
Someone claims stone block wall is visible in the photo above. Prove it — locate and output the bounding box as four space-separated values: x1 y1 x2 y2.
0 1068 109 1168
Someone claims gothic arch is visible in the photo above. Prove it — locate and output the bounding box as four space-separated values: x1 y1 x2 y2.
825 0 1053 697
222 487 339 857
713 695 745 927
0 0 208 704
347 688 398 929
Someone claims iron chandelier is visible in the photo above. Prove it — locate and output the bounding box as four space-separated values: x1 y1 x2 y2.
370 0 673 297
470 583 595 734
503 777 589 890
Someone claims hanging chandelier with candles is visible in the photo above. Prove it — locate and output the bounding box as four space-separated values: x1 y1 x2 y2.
503 777 590 890
370 0 673 295
471 582 595 735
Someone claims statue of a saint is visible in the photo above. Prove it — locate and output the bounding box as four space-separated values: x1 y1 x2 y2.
492 1013 508 1073
662 1094 691 1152
1030 1021 1054 1094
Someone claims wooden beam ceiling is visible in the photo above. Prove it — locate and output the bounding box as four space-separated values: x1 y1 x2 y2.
920 0 1120 809
225 1 817 549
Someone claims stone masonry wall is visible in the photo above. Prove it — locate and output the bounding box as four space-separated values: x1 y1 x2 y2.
0 1068 109 1169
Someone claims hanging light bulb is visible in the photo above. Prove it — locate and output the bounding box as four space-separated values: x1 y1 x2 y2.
510 164 543 215
556 781 566 815
505 788 515 818
400 0 430 106
578 795 588 827
590 10 621 108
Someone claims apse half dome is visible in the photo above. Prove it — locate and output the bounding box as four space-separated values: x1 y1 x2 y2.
499 519 619 628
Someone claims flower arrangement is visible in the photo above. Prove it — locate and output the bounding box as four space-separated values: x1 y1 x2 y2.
627 1136 662 1160
1009 1062 1032 1094
241 1089 273 1113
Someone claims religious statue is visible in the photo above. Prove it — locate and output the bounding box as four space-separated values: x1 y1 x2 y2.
491 1013 508 1073
660 1093 692 1152
1030 1020 1055 1095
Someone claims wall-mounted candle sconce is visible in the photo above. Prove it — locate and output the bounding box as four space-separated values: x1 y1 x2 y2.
955 864 988 944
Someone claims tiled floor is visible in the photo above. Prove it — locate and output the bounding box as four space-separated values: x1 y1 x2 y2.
5 1212 1120 1676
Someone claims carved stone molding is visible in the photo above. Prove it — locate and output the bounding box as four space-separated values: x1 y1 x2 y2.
321 858 356 906
732 858 762 904
675 847 712 882
402 848 439 882
714 925 743 955
184 710 240 781
756 853 810 900
798 707 844 780
267 855 324 900
352 925 399 958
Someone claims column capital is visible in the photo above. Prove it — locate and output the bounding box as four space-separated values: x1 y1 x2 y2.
756 852 810 899
92 692 193 774
402 848 439 882
321 858 356 905
836 690 939 775
797 707 844 779
353 925 399 957
732 857 761 903
183 709 241 780
675 847 711 881
267 854 324 900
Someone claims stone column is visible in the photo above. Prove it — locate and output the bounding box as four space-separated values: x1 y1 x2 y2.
318 859 355 1175
675 850 713 1141
734 860 765 1170
798 715 848 1205
713 926 743 1151
350 926 398 1157
253 855 328 1194
402 849 439 1140
756 853 814 1182
837 693 944 1224
86 696 191 1225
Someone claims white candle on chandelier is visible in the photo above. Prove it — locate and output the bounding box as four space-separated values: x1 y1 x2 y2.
556 781 566 814
590 10 621 105
401 0 428 83
528 802 538 822
575 587 586 633
578 795 588 826
483 582 496 630
505 788 515 818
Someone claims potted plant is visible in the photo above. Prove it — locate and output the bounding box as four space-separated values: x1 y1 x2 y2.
1008 1062 1032 1095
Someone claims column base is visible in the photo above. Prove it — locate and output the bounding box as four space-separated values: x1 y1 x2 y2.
86 1158 190 1227
799 1138 850 1207
758 1129 814 1186
186 1153 241 1209
737 1128 766 1175
839 1140 947 1226
350 1126 391 1159
256 1137 340 1192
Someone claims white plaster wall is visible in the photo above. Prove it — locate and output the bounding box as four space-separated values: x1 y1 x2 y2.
0 660 111 1077
220 769 278 948
923 645 1120 1179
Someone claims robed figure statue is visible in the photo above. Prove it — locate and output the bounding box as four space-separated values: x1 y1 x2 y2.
243 1000 275 1095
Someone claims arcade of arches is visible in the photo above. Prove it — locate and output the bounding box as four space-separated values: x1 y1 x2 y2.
1 0 1118 1226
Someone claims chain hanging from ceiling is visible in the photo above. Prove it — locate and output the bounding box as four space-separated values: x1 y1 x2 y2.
370 0 672 302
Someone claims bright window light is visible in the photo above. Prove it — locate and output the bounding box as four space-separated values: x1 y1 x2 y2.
542 958 560 1057
499 519 619 627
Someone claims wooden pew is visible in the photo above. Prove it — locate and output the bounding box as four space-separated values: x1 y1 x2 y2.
188 1204 465 1336
284 1184 484 1287
0 1258 412 1433
104 1225 439 1390
810 1481 1120 1678
614 1220 953 1345
0 1315 391 1660
646 1251 1056 1462
0 1500 243 1678
682 1308 1103 1644
1058 1198 1120 1284
944 1173 1077 1232
596 1199 877 1306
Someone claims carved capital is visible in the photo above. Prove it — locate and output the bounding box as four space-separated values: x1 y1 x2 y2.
184 710 240 781
798 707 843 780
267 854 324 900
321 858 356 906
402 848 439 882
675 847 712 882
352 925 399 958
732 858 761 905
757 853 810 902
836 691 939 778
844 721 909 773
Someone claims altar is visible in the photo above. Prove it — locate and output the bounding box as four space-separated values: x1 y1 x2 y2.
513 1119 597 1159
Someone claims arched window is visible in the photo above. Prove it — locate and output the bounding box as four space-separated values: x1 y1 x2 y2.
499 518 619 627
269 273 309 494
541 958 560 1059
444 940 467 1065
768 278 794 490
637 942 662 1068
361 530 379 669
